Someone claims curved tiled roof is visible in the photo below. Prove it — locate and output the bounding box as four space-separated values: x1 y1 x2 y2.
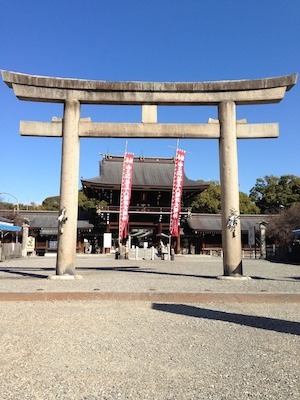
18 211 93 230
186 214 270 233
82 155 207 191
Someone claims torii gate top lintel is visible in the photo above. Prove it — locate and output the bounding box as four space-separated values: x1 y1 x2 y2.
1 70 297 105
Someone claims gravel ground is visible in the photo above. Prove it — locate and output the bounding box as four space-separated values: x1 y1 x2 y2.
0 255 299 294
0 256 299 399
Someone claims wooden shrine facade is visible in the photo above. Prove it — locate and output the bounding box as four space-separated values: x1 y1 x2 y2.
81 154 208 250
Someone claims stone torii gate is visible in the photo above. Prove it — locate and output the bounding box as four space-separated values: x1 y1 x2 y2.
1 70 297 278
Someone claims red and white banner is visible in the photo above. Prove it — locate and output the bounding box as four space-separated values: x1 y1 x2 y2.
170 149 185 236
119 152 134 239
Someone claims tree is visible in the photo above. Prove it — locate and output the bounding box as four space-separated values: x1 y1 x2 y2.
39 191 108 211
250 175 300 213
191 183 222 213
266 202 300 246
78 190 108 210
191 182 260 214
78 190 97 210
0 200 15 210
239 192 260 214
41 196 60 211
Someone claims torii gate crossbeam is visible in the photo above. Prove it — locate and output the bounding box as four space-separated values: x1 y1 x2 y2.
1 70 297 278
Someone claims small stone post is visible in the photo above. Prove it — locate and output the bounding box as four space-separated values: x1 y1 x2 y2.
21 222 29 257
259 222 267 259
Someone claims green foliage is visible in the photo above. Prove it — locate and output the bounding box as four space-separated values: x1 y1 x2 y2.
39 191 108 211
250 175 300 213
0 201 15 210
78 190 97 210
26 202 43 210
0 197 42 211
191 183 222 213
41 196 60 211
191 182 259 214
239 192 260 214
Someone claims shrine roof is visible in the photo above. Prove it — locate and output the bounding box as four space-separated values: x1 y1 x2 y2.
81 155 208 191
186 214 269 233
18 211 93 230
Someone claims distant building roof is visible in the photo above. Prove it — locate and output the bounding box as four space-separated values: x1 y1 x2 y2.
0 216 14 224
81 155 208 191
19 211 93 233
186 214 269 233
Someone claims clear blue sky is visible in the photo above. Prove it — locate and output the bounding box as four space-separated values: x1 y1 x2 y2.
0 0 299 205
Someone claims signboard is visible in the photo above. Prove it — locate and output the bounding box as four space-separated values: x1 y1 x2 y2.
248 227 255 246
26 236 35 252
170 149 185 237
103 232 112 248
119 152 134 239
48 240 57 250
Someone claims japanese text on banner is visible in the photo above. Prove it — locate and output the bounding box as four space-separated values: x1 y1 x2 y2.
119 153 134 239
170 149 185 236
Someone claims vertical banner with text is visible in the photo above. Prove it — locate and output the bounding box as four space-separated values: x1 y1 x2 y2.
119 152 134 240
170 149 185 236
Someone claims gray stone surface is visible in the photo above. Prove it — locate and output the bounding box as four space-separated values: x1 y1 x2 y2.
0 255 299 399
56 98 80 276
2 70 296 105
20 120 279 139
2 70 297 92
219 100 241 276
0 254 299 294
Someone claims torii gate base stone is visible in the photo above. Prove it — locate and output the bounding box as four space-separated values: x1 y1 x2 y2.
1 70 297 279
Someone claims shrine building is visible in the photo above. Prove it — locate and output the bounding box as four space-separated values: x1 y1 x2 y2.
81 154 208 252
1 154 267 258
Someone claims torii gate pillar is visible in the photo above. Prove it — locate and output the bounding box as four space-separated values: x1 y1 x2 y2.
56 99 80 275
219 101 242 276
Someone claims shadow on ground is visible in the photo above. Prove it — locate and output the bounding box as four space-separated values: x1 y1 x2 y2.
0 268 49 279
77 265 217 279
152 303 300 336
0 264 298 282
78 265 296 282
